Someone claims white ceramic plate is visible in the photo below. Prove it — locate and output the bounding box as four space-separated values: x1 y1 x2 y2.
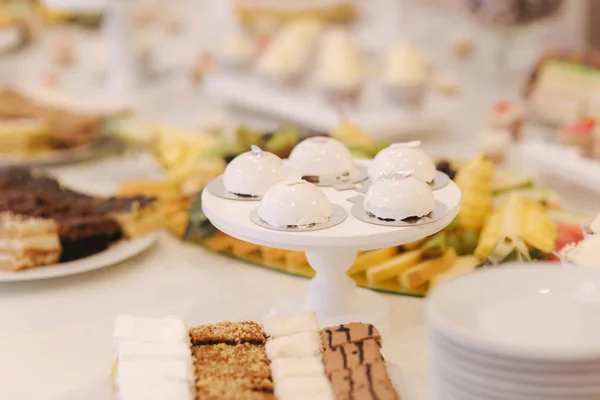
0 233 158 282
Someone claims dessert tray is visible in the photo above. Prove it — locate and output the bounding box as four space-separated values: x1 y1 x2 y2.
206 72 456 141
102 313 418 400
0 232 158 282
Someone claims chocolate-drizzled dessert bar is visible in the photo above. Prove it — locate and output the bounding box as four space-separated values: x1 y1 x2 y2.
321 323 400 400
190 322 275 399
0 166 162 269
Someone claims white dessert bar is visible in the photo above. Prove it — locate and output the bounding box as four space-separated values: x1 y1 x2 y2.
114 315 187 344
270 355 325 381
263 312 320 338
117 359 193 382
265 331 321 359
274 375 334 400
0 212 61 271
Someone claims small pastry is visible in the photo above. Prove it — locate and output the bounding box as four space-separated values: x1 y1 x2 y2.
256 18 323 84
364 172 435 221
217 30 257 69
314 26 363 100
382 43 429 106
369 141 436 184
490 101 524 141
559 118 596 158
476 129 512 164
222 145 285 197
258 180 333 228
289 136 356 182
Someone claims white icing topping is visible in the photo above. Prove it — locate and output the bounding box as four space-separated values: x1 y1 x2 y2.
263 312 319 337
265 331 321 359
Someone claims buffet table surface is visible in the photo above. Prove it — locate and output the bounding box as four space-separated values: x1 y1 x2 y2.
1 5 599 399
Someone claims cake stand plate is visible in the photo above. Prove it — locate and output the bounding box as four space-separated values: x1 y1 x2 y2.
0 232 158 282
202 160 461 334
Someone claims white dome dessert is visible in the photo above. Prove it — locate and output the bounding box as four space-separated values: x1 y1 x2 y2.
364 172 434 221
258 179 333 227
289 136 356 181
368 141 436 184
223 145 285 197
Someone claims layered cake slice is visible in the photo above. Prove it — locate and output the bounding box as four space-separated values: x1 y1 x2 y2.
95 196 163 239
0 212 61 271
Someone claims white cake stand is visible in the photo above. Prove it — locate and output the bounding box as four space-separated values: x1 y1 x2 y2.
202 160 461 333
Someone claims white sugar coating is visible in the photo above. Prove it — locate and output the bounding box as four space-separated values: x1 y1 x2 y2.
117 340 192 360
116 381 193 400
270 356 325 381
114 315 187 344
117 359 193 384
263 312 319 337
265 331 321 359
274 375 334 400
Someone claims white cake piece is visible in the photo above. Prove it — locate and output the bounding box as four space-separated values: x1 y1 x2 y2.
274 375 334 400
117 359 193 383
114 315 187 344
263 312 319 337
117 340 192 360
270 356 325 381
265 331 321 359
116 381 193 400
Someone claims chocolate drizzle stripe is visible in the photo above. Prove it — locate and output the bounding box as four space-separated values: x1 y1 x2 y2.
341 346 348 370
366 363 376 400
357 341 365 365
327 328 333 349
368 324 374 337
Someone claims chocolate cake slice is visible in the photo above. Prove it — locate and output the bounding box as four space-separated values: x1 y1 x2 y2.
57 215 123 262
94 196 163 238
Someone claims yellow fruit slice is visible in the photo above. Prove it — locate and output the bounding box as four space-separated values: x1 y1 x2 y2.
430 255 479 288
399 249 457 289
366 250 422 285
347 247 398 275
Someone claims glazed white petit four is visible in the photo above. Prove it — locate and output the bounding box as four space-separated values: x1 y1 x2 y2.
364 172 435 221
263 311 320 337
369 141 436 184
265 331 322 358
258 180 333 227
114 315 187 345
223 145 285 197
289 136 356 181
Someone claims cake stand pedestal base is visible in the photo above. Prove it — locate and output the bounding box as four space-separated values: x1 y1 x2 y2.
270 250 391 334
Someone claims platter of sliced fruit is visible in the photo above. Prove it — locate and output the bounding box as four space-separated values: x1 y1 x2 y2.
116 117 589 297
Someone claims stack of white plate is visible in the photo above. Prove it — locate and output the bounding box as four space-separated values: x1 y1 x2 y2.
426 263 600 400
